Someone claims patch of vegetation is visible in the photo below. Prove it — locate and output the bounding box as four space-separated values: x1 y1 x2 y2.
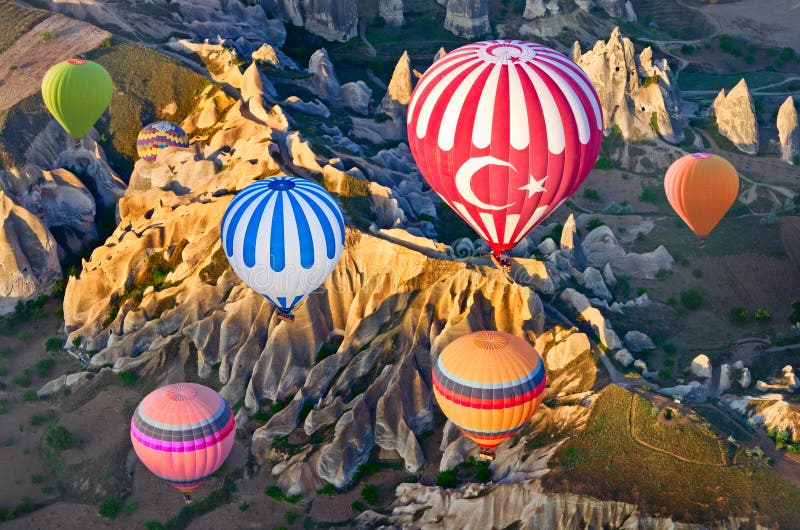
322 171 376 231
730 307 749 325
44 425 73 450
0 296 48 336
361 484 379 505
583 188 601 202
98 498 122 519
595 157 614 170
543 385 800 526
45 337 62 353
655 268 669 281
691 268 703 278
0 1 48 51
199 245 229 286
85 41 209 174
615 275 631 298
0 497 41 522
680 289 703 310
35 358 54 378
754 309 772 322
435 469 457 489
639 185 659 204
22 390 38 402
586 218 605 232
13 374 31 388
238 501 249 512
117 371 137 387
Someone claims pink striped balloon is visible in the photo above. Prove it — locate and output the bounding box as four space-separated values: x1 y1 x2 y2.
130 383 235 495
407 40 603 256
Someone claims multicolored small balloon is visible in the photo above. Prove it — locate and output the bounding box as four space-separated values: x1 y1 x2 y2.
432 331 546 450
137 121 189 162
220 176 346 322
130 383 235 501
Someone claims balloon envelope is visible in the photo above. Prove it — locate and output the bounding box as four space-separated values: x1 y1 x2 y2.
432 331 546 448
137 121 189 162
41 59 113 140
221 176 345 319
407 40 603 255
664 153 739 240
130 383 235 493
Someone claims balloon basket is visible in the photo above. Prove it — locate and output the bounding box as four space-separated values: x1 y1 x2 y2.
490 253 512 274
183 493 192 504
478 449 496 461
277 311 295 323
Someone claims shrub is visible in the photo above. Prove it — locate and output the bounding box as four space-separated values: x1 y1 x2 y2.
583 188 601 202
436 469 458 489
265 485 286 501
639 185 658 204
13 374 32 387
361 484 379 505
655 268 669 280
754 309 772 322
125 502 139 515
18 330 32 342
730 307 748 325
22 390 38 402
642 76 660 89
546 223 564 242
586 218 605 232
680 289 703 310
649 111 659 133
475 460 491 483
681 44 696 54
616 275 631 298
98 498 121 519
238 502 249 512
692 269 703 278
3 437 13 447
316 484 336 496
663 343 677 356
145 521 165 530
595 157 614 170
45 337 62 353
117 371 137 387
40 31 52 41
44 425 73 450
636 287 648 296
31 474 43 484
35 358 54 378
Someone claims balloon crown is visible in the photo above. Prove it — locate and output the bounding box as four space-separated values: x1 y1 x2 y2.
67 58 88 65
165 384 197 401
691 152 713 159
473 331 509 350
266 178 296 191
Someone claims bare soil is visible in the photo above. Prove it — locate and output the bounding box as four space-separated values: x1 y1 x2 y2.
700 0 800 53
0 14 110 111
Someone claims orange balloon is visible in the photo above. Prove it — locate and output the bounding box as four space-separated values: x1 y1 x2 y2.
664 153 739 242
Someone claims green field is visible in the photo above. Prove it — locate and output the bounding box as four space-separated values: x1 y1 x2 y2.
679 70 786 92
543 385 800 526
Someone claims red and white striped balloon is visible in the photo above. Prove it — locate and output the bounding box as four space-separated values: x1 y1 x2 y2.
407 40 603 255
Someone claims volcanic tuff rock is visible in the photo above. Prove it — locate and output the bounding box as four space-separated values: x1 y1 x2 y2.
624 330 654 353
341 81 372 115
691 354 712 379
722 394 800 442
777 96 800 164
444 0 491 39
0 191 61 315
302 0 358 42
524 0 560 18
380 0 405 26
573 27 684 143
713 79 759 155
377 51 413 119
301 48 344 104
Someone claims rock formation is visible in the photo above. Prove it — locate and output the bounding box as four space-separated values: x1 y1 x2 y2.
377 51 413 118
713 79 759 155
444 0 490 39
524 0 559 18
302 0 358 42
777 96 800 164
302 48 344 104
379 0 404 26
691 354 712 379
573 27 684 143
722 394 800 442
341 81 372 115
0 190 61 315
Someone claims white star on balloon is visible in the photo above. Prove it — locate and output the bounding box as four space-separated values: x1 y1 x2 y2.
518 174 548 197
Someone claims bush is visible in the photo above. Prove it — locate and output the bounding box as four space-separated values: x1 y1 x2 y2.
655 268 669 280
125 502 139 515
316 484 336 496
436 470 458 489
98 498 122 519
238 501 249 512
40 31 52 41
730 307 748 325
681 44 696 54
639 185 658 204
636 287 648 296
663 343 677 356
649 111 659 133
31 474 43 484
22 390 38 402
595 157 614 170
117 371 137 387
45 337 62 353
583 188 601 202
286 511 300 525
475 461 491 482
692 269 703 278
361 484 379 505
586 218 605 232
680 289 703 310
13 374 32 387
144 522 165 530
265 485 286 501
754 309 772 322
44 425 73 450
35 358 54 378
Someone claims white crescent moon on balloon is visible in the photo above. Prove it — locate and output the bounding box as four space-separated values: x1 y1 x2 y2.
454 156 516 211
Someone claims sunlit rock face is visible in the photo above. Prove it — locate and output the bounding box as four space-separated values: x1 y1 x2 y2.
0 190 61 315
777 96 800 164
574 27 684 143
444 0 490 39
713 79 759 155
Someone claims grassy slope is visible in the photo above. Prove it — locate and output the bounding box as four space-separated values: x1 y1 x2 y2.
543 385 800 526
0 0 48 52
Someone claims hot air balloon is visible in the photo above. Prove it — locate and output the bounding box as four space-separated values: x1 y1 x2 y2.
137 121 189 162
432 330 546 460
221 176 345 322
664 153 740 245
130 383 235 503
407 40 603 272
41 59 113 144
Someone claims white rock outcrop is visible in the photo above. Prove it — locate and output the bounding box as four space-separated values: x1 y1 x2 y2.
444 0 490 39
614 348 633 367
302 0 358 42
691 354 712 379
624 331 655 353
573 27 683 143
379 0 404 26
713 79 759 155
777 96 800 164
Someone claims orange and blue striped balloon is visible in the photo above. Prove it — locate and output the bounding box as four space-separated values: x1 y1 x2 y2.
432 331 546 448
136 121 189 162
130 383 235 493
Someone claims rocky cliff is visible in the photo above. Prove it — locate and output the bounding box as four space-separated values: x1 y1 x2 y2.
713 79 759 155
444 0 490 39
525 0 635 21
777 96 800 164
574 27 684 143
379 0 404 27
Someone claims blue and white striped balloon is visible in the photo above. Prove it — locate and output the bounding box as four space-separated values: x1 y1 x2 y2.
221 176 345 320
